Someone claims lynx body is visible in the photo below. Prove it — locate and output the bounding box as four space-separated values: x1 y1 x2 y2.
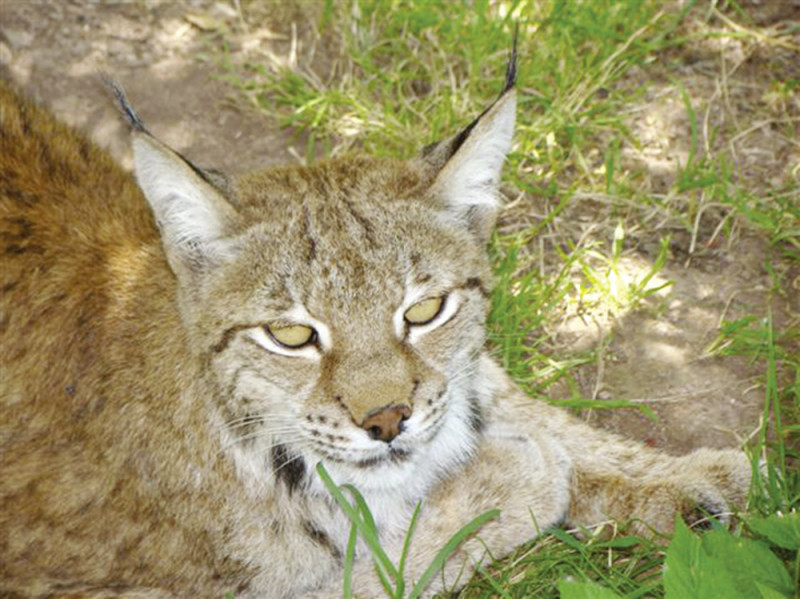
0 69 750 598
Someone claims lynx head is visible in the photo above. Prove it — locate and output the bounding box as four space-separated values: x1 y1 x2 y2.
113 57 516 496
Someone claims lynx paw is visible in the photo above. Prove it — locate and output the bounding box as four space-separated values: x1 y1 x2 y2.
673 448 752 528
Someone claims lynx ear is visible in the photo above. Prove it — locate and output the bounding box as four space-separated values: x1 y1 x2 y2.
105 77 239 280
132 133 240 278
424 50 517 242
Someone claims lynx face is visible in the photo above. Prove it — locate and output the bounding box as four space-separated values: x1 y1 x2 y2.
202 163 493 493
123 81 517 496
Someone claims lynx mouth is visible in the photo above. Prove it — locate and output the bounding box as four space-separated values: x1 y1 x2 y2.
354 446 411 469
317 445 412 470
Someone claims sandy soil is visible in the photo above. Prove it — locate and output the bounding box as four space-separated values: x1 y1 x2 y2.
1 0 797 455
1 0 294 171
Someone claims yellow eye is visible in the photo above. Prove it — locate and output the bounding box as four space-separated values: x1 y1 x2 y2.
267 324 316 348
404 297 444 325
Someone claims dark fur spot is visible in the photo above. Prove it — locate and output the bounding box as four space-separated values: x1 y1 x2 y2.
110 479 125 500
235 580 251 594
462 276 489 298
302 520 342 562
19 104 33 137
92 396 106 414
0 217 33 242
271 443 306 493
3 184 39 207
7 345 26 361
467 394 485 434
78 136 93 163
6 243 43 255
464 277 482 289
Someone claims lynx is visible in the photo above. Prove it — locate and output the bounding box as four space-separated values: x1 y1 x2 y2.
0 53 751 598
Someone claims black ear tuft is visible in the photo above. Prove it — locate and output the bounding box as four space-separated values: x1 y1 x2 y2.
100 74 148 133
502 24 519 96
428 30 519 164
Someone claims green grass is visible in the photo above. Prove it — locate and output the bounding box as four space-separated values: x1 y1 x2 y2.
220 0 799 596
317 462 501 599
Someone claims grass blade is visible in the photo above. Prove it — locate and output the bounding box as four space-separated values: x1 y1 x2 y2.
409 508 500 599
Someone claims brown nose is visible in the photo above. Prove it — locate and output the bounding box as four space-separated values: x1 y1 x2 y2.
361 404 412 442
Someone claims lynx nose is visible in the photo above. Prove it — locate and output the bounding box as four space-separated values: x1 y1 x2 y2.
361 404 412 442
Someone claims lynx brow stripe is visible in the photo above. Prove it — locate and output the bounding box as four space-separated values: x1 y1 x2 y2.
211 324 260 354
341 198 377 247
301 203 317 263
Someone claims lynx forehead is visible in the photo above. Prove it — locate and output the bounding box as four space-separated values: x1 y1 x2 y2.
1 46 750 598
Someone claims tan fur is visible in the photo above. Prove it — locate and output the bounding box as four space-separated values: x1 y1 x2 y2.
0 78 750 598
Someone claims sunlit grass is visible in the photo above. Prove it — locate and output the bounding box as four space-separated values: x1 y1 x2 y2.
220 0 799 596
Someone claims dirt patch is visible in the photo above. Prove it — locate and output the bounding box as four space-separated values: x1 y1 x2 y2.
1 1 796 456
545 2 799 453
0 1 294 171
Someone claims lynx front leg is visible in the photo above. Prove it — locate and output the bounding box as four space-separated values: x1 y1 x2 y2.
567 447 751 533
486 358 751 534
534 402 752 531
310 432 573 598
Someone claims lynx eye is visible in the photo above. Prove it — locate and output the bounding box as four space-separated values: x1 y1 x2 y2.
404 297 444 325
266 324 316 348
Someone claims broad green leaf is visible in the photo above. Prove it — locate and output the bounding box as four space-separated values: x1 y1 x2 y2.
558 579 623 599
664 517 703 599
665 517 795 599
756 581 794 599
702 529 794 598
749 513 800 550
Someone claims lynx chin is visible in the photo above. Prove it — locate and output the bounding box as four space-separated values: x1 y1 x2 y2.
1 51 750 597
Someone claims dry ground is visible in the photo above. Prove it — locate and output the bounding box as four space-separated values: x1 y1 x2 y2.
1 0 797 455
